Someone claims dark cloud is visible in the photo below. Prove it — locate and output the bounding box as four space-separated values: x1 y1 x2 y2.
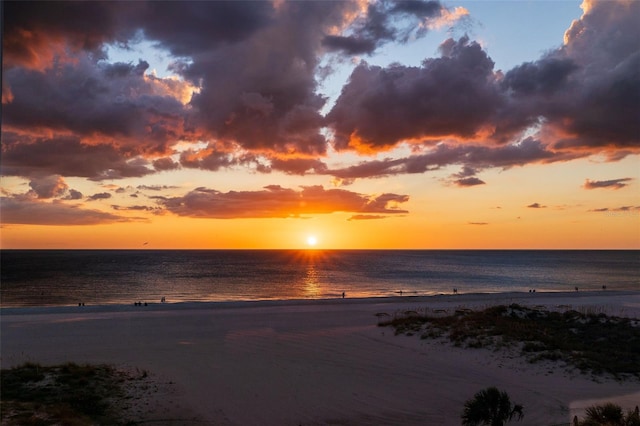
3 58 189 153
87 192 112 201
2 0 312 163
509 1 640 152
322 0 446 55
322 2 395 55
322 36 377 56
177 1 357 156
588 206 640 213
455 177 485 187
1 133 154 180
2 1 129 69
2 1 273 68
136 185 177 191
139 2 275 56
583 178 632 190
327 37 502 151
325 138 579 180
451 166 484 187
268 158 329 175
502 58 578 96
153 157 180 171
28 175 68 199
0 196 136 225
159 185 409 219
63 189 84 200
112 205 159 212
527 203 546 209
178 146 237 171
2 0 638 190
327 1 639 158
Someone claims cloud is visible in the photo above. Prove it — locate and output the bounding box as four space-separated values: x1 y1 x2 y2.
527 203 547 209
325 137 580 180
63 189 84 200
178 145 238 171
268 157 329 175
3 57 192 154
455 177 485 187
583 178 632 190
2 1 273 68
87 192 112 201
137 2 275 56
153 157 180 172
179 1 358 156
347 214 388 221
28 175 68 199
468 222 488 225
327 36 502 152
2 0 638 190
508 0 640 152
327 0 640 158
321 0 451 55
589 206 640 212
2 1 129 70
0 196 136 225
136 185 178 191
112 205 160 212
451 166 484 187
1 133 155 180
159 185 409 219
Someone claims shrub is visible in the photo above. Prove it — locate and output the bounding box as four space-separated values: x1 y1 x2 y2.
461 387 524 426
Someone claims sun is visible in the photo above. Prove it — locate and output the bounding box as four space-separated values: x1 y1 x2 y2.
306 235 318 246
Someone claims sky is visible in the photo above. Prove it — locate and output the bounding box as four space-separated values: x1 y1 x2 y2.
1 0 639 249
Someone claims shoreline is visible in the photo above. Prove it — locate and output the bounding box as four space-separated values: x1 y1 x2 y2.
2 289 638 315
2 290 639 425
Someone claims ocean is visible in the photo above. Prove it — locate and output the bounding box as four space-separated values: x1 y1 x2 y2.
1 250 638 308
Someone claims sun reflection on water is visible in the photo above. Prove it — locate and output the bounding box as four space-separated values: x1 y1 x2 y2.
304 262 320 297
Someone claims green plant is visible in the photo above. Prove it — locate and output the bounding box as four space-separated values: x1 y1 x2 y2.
574 403 640 426
461 387 524 426
1 362 132 425
381 304 640 379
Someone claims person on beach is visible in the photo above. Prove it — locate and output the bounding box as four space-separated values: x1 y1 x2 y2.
342 292 345 298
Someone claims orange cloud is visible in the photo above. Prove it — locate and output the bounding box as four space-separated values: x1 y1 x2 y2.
159 185 409 219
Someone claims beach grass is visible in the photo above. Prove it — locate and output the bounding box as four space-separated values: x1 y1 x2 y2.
381 304 640 380
0 362 140 425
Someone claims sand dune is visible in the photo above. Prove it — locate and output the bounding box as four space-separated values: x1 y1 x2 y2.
2 291 639 425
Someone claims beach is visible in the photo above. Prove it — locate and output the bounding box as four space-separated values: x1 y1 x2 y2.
2 291 639 425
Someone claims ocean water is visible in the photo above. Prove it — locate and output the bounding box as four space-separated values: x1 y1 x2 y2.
1 250 638 308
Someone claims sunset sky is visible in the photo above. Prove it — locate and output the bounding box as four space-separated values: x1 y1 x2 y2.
1 0 639 249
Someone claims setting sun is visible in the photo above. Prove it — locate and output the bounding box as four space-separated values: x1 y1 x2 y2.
306 235 318 246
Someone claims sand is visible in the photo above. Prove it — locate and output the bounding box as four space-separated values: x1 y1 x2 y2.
2 291 639 425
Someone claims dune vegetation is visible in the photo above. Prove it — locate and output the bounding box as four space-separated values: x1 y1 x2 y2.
0 362 149 425
380 304 640 379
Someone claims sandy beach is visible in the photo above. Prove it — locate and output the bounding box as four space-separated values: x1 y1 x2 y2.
2 291 639 425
